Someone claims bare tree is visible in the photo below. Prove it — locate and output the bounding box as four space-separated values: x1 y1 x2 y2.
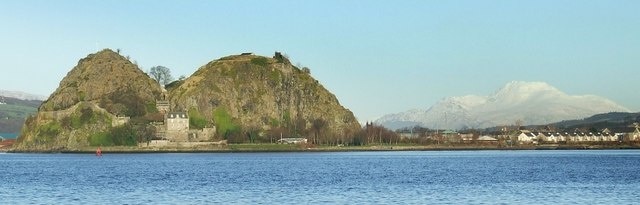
148 66 174 86
311 118 327 144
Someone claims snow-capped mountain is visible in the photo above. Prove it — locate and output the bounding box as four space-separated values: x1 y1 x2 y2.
0 90 47 101
375 81 631 130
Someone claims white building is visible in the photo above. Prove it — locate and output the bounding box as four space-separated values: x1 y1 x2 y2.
277 138 308 144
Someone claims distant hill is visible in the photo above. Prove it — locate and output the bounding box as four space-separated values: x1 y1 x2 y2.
549 112 640 132
0 90 46 101
0 96 41 133
376 81 630 130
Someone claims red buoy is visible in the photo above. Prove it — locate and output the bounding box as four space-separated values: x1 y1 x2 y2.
96 147 102 157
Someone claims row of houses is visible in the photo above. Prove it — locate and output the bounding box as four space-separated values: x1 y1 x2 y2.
517 131 619 143
397 124 640 144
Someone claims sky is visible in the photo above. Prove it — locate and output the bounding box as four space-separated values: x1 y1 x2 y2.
1 0 639 123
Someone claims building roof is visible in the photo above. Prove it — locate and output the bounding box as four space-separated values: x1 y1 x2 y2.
167 112 188 119
477 136 498 141
442 130 457 134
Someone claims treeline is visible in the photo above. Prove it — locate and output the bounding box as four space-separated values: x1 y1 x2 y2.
218 120 401 146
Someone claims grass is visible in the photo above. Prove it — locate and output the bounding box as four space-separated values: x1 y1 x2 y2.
250 57 269 67
89 132 113 146
188 107 209 129
213 107 240 137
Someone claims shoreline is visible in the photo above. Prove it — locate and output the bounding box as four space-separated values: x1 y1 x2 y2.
7 143 640 154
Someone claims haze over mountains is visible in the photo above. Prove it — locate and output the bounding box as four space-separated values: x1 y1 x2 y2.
0 90 46 101
375 81 631 130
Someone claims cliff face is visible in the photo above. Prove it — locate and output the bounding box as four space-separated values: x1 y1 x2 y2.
15 49 163 151
168 53 360 139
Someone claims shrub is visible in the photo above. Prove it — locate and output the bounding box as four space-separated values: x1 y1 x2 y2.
88 125 138 146
188 107 209 129
38 121 61 139
89 132 113 146
250 57 269 67
213 107 240 138
110 125 137 146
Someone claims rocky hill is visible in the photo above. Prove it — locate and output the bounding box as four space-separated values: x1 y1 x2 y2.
168 52 360 141
376 81 630 130
15 50 360 151
39 49 163 115
15 49 164 151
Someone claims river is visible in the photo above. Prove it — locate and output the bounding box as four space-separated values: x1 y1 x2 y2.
1 150 639 204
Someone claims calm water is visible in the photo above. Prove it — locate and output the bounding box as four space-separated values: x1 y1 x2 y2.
1 150 640 204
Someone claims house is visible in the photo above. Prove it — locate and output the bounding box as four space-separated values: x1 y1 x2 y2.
517 131 538 144
442 130 461 143
277 138 307 144
165 112 189 141
543 132 558 143
166 112 189 131
477 136 498 142
398 132 419 139
630 123 640 141
460 133 475 142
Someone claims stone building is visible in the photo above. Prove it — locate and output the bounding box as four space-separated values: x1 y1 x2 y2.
165 112 189 141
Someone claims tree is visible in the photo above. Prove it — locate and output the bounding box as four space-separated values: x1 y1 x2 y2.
148 66 174 86
311 118 327 144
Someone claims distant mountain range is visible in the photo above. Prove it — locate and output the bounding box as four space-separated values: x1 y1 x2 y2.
375 81 631 130
0 90 46 101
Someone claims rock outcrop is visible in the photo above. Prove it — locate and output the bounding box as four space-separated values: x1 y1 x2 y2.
15 50 359 151
168 53 360 139
15 49 163 151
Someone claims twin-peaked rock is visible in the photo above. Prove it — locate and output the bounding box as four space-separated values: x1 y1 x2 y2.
15 50 359 151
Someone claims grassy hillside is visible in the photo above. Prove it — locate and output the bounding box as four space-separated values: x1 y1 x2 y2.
0 97 41 133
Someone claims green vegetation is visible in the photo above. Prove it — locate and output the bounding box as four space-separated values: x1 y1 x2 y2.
212 107 240 138
89 132 112 146
37 121 61 142
59 105 111 129
145 102 158 114
89 124 137 146
250 57 269 67
78 91 86 101
268 70 281 82
0 98 40 133
188 107 209 129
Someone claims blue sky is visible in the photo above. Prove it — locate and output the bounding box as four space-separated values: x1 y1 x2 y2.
1 0 639 122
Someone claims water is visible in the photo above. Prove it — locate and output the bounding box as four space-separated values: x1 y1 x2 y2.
0 133 18 139
1 150 639 204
